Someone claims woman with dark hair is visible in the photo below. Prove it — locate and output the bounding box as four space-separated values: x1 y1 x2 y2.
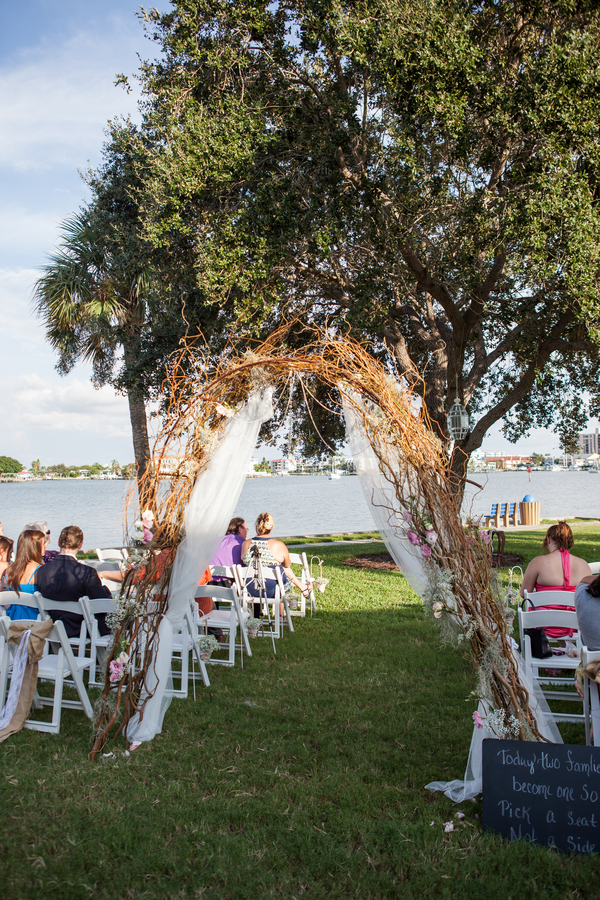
209 517 248 574
0 529 45 619
0 535 14 580
574 575 600 650
520 520 592 638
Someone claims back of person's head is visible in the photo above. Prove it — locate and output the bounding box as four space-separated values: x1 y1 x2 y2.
543 520 574 551
586 575 600 598
58 525 84 550
6 529 45 592
255 512 274 536
226 517 245 536
0 535 14 560
24 520 50 538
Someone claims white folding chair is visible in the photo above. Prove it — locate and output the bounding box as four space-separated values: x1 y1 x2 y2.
518 607 584 724
236 562 294 639
194 583 251 667
589 562 600 575
523 589 578 609
169 609 212 696
582 646 600 746
79 596 115 687
0 613 93 734
288 551 314 615
96 548 129 563
33 592 89 663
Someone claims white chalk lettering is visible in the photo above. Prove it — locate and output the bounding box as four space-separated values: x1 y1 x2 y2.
540 751 561 771
556 785 575 802
498 801 532 824
546 810 556 824
567 836 597 853
565 750 600 776
581 784 599 804
512 776 554 799
498 748 538 774
510 825 537 843
567 811 597 828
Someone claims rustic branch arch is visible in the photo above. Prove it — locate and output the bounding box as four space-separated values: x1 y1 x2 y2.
91 328 547 763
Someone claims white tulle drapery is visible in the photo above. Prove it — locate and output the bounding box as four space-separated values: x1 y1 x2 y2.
342 392 428 597
342 390 562 802
125 388 274 744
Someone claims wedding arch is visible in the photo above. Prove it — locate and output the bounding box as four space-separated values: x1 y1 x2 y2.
91 328 558 796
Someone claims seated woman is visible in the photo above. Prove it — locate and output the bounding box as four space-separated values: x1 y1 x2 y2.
209 517 248 585
574 574 600 651
0 535 14 580
0 529 46 619
520 521 592 638
241 512 308 610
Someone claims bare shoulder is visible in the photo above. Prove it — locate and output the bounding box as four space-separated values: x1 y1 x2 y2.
268 538 289 561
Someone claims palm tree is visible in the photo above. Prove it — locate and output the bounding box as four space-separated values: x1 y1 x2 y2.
34 207 153 505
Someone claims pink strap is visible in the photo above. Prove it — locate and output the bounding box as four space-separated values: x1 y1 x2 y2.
559 549 571 588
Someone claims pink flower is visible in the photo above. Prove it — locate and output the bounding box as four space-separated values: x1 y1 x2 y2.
421 544 433 559
425 529 438 545
479 530 491 545
444 821 454 833
402 510 413 524
109 660 124 683
142 526 153 544
473 710 484 729
456 812 465 819
117 651 129 665
407 530 420 546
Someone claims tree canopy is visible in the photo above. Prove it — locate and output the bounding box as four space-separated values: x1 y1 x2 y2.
128 0 600 481
0 456 23 474
34 121 228 500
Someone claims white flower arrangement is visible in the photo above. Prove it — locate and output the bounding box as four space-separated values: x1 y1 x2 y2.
196 634 220 658
245 617 262 636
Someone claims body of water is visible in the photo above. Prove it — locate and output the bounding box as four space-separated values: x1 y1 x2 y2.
0 470 597 550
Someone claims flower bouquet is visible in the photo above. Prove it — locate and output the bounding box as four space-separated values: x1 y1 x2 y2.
245 617 262 638
196 634 220 661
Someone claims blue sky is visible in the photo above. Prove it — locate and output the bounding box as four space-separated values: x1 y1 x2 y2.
0 1 596 469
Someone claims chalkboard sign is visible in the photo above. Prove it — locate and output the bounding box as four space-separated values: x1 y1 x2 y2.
482 739 600 854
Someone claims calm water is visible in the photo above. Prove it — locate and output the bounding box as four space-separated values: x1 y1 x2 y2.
0 471 597 549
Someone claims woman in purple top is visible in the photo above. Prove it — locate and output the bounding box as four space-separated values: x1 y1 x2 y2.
209 517 248 582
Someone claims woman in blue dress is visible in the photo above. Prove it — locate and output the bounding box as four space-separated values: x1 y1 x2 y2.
1 529 45 619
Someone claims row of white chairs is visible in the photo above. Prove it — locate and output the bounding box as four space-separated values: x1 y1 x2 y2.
0 550 315 734
519 588 599 745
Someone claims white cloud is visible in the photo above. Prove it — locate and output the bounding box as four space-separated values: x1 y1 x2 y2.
6 374 130 438
0 26 143 171
0 267 53 353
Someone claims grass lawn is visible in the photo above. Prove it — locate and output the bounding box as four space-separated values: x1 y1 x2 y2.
1 526 599 899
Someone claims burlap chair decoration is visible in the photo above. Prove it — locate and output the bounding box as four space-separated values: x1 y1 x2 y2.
0 619 54 743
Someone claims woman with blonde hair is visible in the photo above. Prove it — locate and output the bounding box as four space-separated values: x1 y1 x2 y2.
1 529 45 620
242 512 308 604
520 521 592 638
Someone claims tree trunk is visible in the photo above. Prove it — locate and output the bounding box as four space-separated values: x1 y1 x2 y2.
126 390 151 510
448 444 470 508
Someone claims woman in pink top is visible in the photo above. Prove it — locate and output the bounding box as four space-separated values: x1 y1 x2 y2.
520 521 592 637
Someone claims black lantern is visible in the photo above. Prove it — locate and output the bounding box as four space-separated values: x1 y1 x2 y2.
448 400 470 441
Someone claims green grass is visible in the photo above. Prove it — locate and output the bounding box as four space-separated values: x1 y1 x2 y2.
283 531 381 546
1 529 600 899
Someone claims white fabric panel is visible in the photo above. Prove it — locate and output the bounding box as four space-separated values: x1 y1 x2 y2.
342 390 562 801
342 391 428 596
125 388 274 744
0 629 30 730
425 656 563 802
